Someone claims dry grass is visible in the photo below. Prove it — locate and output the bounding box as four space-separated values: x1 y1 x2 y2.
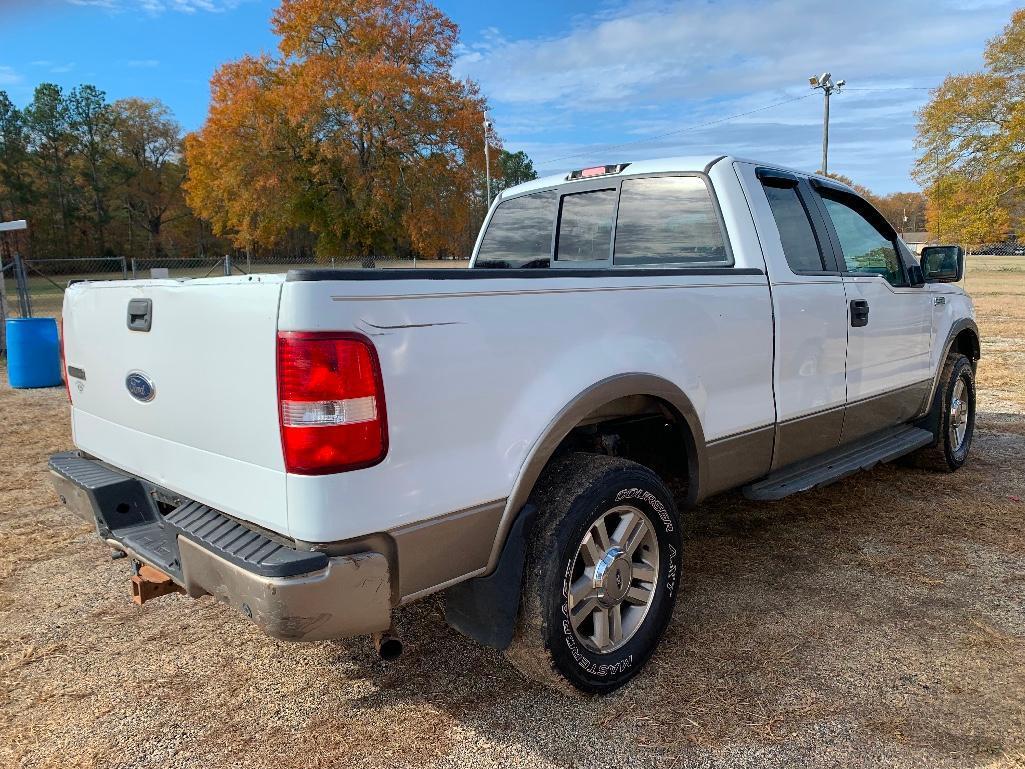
0 262 1023 768
967 257 1025 413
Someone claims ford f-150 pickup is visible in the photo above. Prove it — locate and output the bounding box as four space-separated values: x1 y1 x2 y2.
49 155 980 693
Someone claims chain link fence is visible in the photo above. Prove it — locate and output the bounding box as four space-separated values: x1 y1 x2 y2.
2 243 1021 324
0 253 470 322
967 243 1025 256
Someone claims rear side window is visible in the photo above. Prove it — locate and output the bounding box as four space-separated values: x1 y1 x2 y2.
613 176 728 266
556 189 617 262
761 183 827 273
476 190 555 268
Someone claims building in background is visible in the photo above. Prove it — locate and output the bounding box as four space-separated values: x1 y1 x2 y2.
901 231 937 254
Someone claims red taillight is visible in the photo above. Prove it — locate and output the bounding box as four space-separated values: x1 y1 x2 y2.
59 317 71 403
276 332 388 475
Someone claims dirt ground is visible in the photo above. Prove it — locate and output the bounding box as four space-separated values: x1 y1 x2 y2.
1 260 1023 769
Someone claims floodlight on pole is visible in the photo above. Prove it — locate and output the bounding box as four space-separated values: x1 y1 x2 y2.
809 72 845 176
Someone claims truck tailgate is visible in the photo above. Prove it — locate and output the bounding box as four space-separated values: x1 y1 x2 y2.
62 275 288 534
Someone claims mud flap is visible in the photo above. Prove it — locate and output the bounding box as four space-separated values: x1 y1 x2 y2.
444 504 537 651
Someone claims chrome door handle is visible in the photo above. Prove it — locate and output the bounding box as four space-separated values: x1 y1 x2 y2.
934 296 946 306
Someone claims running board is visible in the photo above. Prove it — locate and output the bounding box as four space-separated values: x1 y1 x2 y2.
743 425 934 501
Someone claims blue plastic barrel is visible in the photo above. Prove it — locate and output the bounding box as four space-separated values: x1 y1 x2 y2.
6 318 63 388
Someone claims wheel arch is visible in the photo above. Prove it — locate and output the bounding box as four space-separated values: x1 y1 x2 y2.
921 318 980 419
915 317 980 436
484 373 705 574
950 321 981 365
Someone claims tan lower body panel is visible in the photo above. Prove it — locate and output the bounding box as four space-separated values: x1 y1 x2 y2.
841 380 932 444
771 379 934 472
177 537 391 641
773 407 845 471
703 425 775 497
390 499 505 602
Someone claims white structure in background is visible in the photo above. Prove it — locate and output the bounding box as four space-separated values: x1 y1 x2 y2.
0 219 29 353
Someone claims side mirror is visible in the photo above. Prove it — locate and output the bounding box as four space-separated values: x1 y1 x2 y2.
920 245 964 283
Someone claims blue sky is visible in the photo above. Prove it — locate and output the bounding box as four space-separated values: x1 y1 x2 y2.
1 0 1018 193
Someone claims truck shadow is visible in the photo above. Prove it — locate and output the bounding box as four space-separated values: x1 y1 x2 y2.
326 414 1024 765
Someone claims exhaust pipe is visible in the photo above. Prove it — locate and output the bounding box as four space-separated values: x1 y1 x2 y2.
373 626 403 661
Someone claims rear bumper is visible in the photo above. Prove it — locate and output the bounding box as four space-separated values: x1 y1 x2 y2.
48 451 391 641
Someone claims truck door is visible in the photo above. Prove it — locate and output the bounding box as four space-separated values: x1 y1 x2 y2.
808 180 934 442
742 165 850 470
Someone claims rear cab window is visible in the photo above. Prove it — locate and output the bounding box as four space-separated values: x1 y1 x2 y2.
474 190 555 268
555 189 618 264
613 176 728 266
757 172 829 274
474 172 732 271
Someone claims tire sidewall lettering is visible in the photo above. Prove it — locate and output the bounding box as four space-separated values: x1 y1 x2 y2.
615 487 674 532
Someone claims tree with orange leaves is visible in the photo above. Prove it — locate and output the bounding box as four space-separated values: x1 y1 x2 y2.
184 0 494 262
914 8 1025 245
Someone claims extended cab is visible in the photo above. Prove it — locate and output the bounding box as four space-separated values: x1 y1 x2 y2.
50 156 980 693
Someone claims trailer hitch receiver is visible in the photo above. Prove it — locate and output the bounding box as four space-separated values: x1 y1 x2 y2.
131 563 184 605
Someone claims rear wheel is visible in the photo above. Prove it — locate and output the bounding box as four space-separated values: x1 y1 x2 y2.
505 453 682 694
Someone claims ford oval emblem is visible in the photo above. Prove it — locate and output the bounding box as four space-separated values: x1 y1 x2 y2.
125 371 156 402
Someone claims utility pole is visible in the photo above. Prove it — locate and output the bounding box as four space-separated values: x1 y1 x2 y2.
809 72 845 176
483 112 494 208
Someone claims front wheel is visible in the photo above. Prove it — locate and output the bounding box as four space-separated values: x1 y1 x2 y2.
914 353 976 471
505 453 682 694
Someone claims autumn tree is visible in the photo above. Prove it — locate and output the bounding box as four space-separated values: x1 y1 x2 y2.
110 97 192 258
875 191 928 234
915 8 1025 244
821 171 927 234
0 85 227 264
184 0 492 262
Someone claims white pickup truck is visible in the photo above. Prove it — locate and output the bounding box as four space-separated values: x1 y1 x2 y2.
50 155 979 693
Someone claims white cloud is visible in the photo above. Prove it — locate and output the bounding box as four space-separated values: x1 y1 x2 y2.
457 0 1005 108
66 0 242 13
455 0 1018 192
0 66 22 87
126 59 161 68
29 60 76 73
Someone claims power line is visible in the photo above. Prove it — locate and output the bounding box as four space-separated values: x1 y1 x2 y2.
536 92 817 165
842 86 933 92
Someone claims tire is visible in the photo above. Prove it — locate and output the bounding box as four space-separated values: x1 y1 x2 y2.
505 452 682 694
913 353 976 471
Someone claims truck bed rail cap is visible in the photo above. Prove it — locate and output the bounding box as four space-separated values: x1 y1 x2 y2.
285 267 764 282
